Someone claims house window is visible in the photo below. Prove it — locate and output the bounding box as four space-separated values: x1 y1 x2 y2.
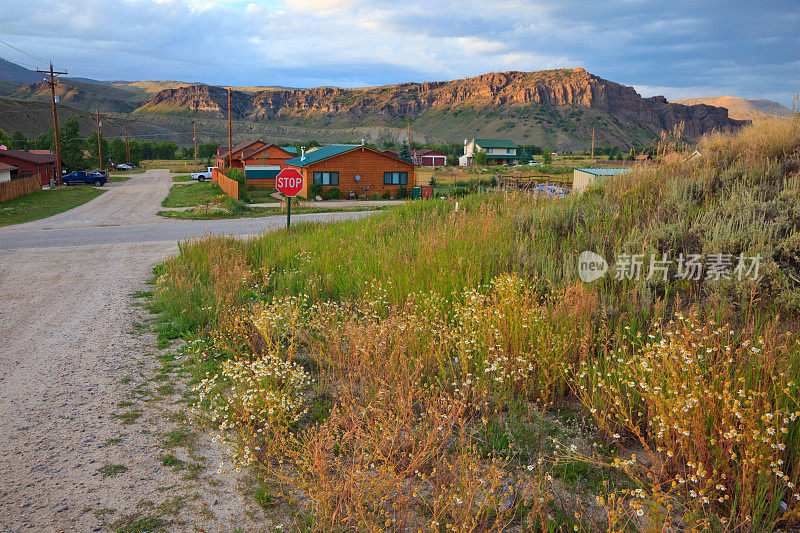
383 172 408 185
313 171 339 186
507 148 514 154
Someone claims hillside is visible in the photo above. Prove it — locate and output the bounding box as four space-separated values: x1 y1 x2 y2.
133 69 746 148
672 96 792 121
0 96 178 140
11 79 147 112
0 57 41 84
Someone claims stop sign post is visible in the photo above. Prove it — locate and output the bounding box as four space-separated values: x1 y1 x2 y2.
275 168 304 228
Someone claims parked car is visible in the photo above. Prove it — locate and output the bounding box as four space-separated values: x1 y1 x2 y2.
115 163 136 171
62 170 108 186
527 160 542 166
190 166 217 182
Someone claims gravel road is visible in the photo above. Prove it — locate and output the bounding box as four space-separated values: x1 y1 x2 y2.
0 170 369 531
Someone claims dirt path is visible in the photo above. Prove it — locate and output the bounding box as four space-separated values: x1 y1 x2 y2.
0 171 368 531
6 169 173 231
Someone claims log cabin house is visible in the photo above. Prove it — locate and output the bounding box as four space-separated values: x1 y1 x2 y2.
216 140 297 187
284 145 416 199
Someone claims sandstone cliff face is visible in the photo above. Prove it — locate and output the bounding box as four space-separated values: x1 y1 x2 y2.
134 84 250 117
134 69 746 143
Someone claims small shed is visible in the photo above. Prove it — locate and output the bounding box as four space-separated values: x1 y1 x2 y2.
572 168 631 194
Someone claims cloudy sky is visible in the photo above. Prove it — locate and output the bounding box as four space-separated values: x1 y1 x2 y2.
1 0 798 105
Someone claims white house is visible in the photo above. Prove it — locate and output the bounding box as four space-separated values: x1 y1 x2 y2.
0 162 16 183
459 138 520 166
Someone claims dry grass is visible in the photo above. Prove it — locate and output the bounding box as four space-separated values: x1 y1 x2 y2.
159 115 800 531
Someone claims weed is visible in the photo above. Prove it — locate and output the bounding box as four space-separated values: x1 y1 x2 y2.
112 410 142 424
110 514 166 533
98 464 128 477
164 428 192 447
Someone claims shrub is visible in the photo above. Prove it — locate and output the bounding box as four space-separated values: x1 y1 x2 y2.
309 183 323 199
397 186 408 199
323 187 341 200
225 168 250 203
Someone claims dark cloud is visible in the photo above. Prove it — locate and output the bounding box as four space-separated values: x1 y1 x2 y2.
0 0 796 105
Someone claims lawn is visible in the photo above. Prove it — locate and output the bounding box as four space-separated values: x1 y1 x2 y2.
109 176 131 183
160 182 222 208
140 159 208 173
151 117 800 531
172 174 191 182
0 186 104 227
246 187 281 203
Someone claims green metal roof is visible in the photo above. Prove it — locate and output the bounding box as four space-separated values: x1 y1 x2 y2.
284 145 361 167
474 138 519 149
486 153 518 159
280 146 298 154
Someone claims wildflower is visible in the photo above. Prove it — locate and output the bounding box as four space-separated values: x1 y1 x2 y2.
636 509 644 517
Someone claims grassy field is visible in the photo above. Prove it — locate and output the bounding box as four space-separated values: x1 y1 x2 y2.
151 117 800 531
160 182 222 208
157 204 381 220
171 174 191 182
108 176 131 183
0 186 104 227
140 159 208 173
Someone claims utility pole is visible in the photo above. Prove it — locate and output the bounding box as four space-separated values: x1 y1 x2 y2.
591 126 595 164
227 88 232 171
125 126 130 165
95 111 103 170
193 121 198 166
36 63 67 186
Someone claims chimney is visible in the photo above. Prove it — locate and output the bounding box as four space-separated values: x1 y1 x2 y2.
361 138 365 146
301 146 306 162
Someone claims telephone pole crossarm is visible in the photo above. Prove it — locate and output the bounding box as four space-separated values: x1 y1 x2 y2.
36 63 68 186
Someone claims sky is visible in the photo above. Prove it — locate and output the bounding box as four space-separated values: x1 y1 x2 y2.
1 0 798 106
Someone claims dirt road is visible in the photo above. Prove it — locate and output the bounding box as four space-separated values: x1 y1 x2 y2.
0 170 369 531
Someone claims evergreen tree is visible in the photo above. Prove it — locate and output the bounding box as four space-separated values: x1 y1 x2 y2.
0 129 10 147
399 142 413 163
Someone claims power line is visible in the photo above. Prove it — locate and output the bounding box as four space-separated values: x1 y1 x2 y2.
0 38 52 66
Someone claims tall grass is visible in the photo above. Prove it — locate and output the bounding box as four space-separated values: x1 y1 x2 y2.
157 116 800 531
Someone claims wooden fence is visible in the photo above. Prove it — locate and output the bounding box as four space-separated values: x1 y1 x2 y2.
0 175 42 202
212 168 239 200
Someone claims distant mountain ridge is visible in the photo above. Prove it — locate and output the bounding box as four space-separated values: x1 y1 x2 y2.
132 68 746 147
0 57 748 148
672 96 792 121
0 57 41 84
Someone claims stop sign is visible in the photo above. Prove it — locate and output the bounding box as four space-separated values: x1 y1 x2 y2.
276 168 303 197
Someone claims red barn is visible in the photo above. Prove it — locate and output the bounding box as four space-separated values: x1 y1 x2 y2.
0 149 59 186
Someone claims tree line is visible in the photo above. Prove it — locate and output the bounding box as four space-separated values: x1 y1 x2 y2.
0 116 219 171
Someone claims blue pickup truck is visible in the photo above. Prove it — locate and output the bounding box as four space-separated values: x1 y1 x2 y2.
62 170 108 187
